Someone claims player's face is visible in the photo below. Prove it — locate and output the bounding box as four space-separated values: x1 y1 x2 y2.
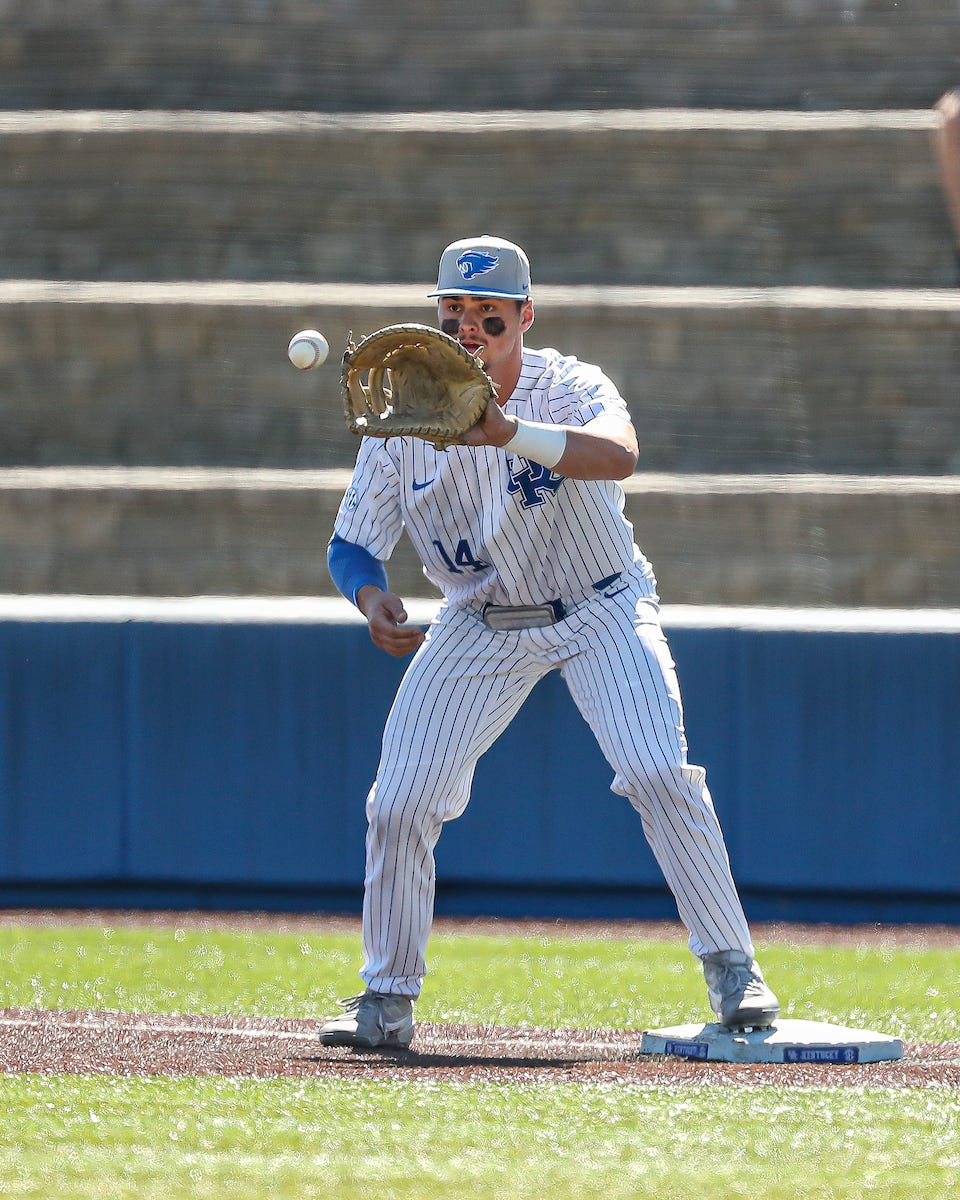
438 296 533 377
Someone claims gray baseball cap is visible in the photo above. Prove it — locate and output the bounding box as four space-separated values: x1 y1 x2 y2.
428 235 532 300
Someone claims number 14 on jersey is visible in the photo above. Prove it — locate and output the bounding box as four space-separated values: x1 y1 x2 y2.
432 539 490 574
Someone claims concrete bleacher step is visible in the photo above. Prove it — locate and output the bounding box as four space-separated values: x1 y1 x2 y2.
2 282 958 475
0 110 952 288
0 467 956 608
0 1 956 111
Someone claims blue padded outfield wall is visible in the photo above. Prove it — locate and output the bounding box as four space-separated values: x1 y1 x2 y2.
1 598 959 924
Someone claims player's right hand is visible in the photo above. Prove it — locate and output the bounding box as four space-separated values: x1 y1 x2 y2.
357 587 426 657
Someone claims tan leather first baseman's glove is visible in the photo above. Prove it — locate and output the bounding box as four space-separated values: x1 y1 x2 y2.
341 323 496 450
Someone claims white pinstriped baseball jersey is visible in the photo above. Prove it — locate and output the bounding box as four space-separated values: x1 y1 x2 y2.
333 346 652 609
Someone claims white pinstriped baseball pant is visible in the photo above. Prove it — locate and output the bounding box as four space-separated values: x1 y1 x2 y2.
360 580 755 997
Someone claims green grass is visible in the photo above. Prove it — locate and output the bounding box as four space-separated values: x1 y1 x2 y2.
1 923 956 1041
0 1076 957 1200
1 920 958 1199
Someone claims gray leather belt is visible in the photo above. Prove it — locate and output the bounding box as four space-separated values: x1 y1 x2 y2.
478 572 628 631
481 600 566 631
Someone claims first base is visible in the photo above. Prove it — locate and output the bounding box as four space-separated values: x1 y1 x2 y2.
640 1019 903 1064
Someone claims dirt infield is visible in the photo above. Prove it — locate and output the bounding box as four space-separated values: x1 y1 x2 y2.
1 1007 958 1087
1 912 958 1087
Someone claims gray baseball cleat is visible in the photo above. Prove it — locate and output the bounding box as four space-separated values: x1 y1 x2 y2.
702 950 780 1030
318 990 415 1049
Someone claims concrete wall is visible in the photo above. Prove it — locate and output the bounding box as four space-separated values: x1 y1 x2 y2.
0 1 957 111
2 286 958 474
0 468 957 607
0 26 955 602
0 112 951 287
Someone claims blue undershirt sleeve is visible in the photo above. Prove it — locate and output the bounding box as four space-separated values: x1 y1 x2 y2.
327 534 389 607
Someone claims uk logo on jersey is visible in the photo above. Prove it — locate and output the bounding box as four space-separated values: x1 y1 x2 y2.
507 459 563 508
457 251 498 280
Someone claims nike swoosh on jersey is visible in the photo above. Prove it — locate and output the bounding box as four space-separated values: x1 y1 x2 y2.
411 479 434 491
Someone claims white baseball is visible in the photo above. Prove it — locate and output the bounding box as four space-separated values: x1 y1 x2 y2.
287 329 329 370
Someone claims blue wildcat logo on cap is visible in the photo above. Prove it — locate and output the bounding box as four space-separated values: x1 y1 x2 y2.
457 251 499 280
428 236 531 300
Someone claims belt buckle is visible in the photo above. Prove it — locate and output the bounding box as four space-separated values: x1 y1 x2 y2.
481 601 565 631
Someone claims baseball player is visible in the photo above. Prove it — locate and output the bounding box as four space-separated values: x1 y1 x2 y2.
320 235 779 1049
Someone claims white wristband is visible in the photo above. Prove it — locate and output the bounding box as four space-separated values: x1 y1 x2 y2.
502 419 568 469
